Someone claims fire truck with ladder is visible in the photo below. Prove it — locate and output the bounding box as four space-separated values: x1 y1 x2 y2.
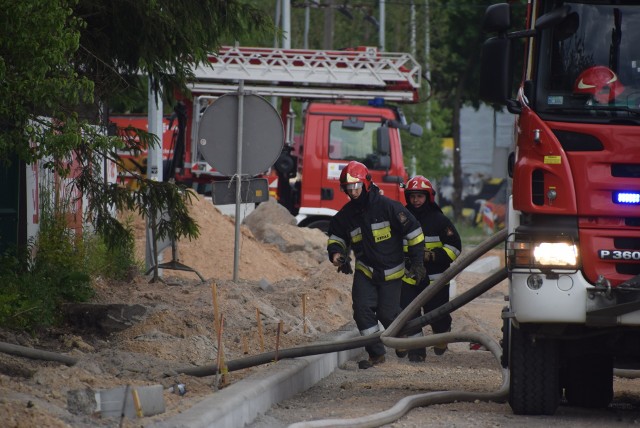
480 1 640 416
111 46 423 232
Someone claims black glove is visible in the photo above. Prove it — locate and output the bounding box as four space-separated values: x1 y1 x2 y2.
424 250 435 263
406 263 426 284
336 255 353 275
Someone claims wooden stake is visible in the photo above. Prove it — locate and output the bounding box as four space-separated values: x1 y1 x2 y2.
242 335 249 354
275 320 283 361
216 314 227 388
131 388 144 418
256 307 264 353
211 282 220 332
302 294 307 334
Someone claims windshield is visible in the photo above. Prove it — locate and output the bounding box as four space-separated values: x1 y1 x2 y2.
535 1 640 120
328 120 387 169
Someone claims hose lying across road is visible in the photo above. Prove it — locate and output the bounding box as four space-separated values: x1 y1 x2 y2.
178 229 508 377
177 229 514 428
289 330 509 428
287 229 510 428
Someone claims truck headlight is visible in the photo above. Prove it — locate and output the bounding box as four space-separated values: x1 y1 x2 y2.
533 242 577 266
507 240 578 270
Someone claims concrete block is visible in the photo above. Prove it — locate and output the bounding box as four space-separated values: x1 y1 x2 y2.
96 384 165 419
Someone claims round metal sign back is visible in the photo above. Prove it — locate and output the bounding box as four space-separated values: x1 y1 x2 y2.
197 94 284 176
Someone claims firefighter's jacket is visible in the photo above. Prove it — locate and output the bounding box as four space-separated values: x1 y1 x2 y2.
327 186 424 282
403 202 462 285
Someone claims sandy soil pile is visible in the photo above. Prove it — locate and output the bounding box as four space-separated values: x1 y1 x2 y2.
0 195 354 427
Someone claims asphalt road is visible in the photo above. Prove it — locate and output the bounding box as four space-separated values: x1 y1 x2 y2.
248 347 640 428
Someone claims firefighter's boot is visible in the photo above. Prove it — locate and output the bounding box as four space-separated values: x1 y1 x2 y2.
408 349 426 363
358 354 385 369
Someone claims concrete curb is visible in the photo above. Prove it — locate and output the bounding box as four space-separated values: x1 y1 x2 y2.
153 327 361 428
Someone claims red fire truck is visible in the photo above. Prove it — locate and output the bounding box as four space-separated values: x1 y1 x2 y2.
111 46 423 231
480 1 640 415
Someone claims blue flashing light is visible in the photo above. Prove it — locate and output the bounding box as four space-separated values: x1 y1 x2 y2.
613 191 640 205
368 97 385 107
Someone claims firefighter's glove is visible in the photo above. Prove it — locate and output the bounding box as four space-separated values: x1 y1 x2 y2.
336 256 353 275
406 263 426 284
424 250 435 263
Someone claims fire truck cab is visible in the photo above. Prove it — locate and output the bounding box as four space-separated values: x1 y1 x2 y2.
480 1 640 416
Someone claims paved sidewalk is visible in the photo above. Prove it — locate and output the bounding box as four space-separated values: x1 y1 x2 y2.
152 327 361 428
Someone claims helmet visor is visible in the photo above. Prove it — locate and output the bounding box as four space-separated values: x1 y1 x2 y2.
343 182 363 190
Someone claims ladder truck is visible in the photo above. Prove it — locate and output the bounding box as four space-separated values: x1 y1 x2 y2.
480 1 640 416
111 45 424 232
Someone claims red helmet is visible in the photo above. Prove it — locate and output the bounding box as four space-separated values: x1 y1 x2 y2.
405 175 435 204
340 161 372 192
573 65 624 104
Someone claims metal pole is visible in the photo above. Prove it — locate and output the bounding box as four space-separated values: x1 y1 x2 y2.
282 0 291 49
425 0 432 131
379 0 385 52
233 81 245 282
146 77 164 275
410 1 416 57
304 2 310 49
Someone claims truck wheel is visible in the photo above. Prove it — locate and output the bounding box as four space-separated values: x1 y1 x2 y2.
499 306 510 368
509 324 560 415
305 219 330 235
564 354 613 408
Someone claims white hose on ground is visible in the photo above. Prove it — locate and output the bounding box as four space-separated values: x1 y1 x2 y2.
288 331 508 428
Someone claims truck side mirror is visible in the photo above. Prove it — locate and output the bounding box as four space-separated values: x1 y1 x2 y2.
480 3 513 106
387 119 423 137
378 155 390 170
376 125 390 156
479 37 513 105
408 123 423 137
482 3 511 33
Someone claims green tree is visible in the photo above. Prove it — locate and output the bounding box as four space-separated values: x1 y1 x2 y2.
427 1 488 220
0 0 273 278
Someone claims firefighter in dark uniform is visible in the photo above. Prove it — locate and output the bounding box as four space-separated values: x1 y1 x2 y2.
327 161 425 369
399 175 462 362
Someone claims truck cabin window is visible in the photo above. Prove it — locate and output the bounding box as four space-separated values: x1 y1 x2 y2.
537 2 640 119
328 120 385 169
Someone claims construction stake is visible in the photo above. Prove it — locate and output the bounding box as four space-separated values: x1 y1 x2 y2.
275 320 283 361
211 282 220 332
256 307 264 353
242 335 249 354
215 314 227 388
132 388 144 418
302 294 307 334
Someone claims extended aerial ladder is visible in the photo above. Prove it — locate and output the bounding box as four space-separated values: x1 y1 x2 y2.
190 45 421 101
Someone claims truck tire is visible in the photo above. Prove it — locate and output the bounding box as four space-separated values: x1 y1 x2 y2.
564 354 613 408
509 324 560 415
500 306 510 368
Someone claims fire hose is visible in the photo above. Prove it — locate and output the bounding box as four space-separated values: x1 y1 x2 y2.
178 229 508 377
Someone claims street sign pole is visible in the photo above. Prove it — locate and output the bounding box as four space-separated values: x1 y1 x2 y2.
197 91 284 284
233 81 245 282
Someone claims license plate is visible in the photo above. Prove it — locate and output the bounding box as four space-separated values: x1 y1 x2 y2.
598 249 640 260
